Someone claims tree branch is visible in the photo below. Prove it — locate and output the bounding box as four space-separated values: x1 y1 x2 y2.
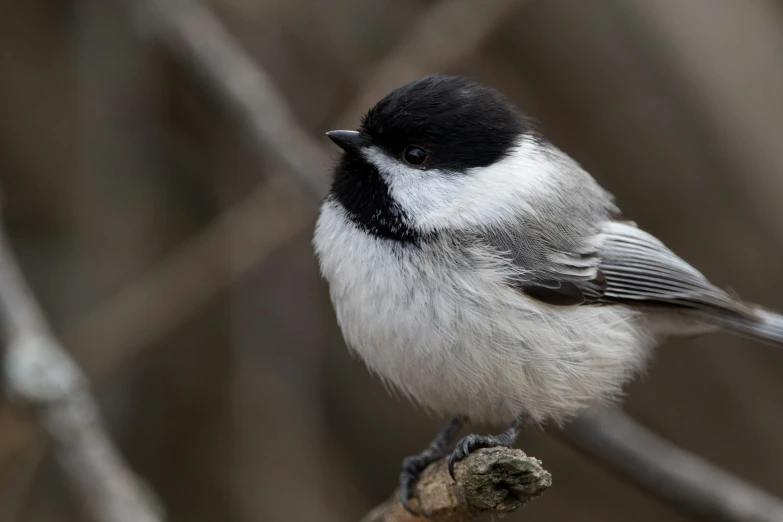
562 410 783 522
137 0 331 200
333 0 524 129
360 448 551 522
64 179 311 381
0 228 163 521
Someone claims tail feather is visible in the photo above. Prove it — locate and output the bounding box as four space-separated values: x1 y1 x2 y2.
701 308 783 347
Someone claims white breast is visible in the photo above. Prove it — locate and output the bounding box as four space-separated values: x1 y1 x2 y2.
313 200 656 425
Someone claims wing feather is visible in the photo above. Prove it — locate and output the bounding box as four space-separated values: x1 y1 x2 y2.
597 222 750 315
496 219 751 316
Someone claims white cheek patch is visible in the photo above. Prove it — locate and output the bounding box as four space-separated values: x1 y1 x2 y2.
361 147 463 225
362 137 562 233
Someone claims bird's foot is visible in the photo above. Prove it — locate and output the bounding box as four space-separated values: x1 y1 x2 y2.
399 453 443 515
447 433 512 479
399 418 462 516
447 416 525 480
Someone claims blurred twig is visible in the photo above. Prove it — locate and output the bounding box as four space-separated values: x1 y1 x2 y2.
334 0 524 128
137 0 330 201
360 448 550 522
563 410 783 522
65 179 311 380
0 229 163 522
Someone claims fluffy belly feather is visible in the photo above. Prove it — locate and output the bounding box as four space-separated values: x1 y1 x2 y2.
314 201 655 425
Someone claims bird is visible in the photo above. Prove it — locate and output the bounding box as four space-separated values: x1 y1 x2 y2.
312 74 783 514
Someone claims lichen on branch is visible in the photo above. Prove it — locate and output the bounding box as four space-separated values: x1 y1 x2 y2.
361 447 551 522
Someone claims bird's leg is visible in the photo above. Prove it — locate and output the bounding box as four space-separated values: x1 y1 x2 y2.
448 415 525 479
400 417 463 515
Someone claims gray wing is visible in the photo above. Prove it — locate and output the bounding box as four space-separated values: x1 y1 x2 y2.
596 222 750 315
473 144 748 314
483 218 607 306
494 219 751 316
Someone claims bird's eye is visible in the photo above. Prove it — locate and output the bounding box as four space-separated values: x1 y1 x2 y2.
403 146 427 166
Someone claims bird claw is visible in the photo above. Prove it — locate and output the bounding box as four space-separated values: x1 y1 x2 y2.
399 455 428 516
400 479 419 516
447 434 509 480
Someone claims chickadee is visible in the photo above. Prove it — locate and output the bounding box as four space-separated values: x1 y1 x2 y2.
313 74 783 513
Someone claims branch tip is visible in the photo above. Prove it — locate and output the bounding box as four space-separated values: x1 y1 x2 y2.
362 447 551 522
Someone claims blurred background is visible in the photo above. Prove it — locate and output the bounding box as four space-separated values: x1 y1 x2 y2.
2 0 783 520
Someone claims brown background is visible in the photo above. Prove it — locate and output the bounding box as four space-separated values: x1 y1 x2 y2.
1 0 783 520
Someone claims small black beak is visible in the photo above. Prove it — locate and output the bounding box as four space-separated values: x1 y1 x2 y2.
326 130 361 152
